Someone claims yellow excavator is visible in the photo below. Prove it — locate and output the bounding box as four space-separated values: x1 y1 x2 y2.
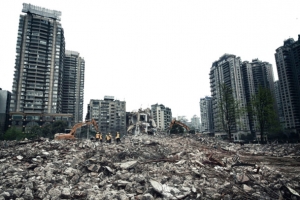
54 119 99 140
169 119 190 133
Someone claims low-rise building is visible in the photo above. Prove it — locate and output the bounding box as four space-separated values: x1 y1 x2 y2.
8 112 73 134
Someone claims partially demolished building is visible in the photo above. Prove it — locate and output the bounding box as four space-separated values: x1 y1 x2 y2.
127 108 157 135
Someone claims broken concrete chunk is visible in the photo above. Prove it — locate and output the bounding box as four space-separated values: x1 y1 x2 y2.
149 179 163 193
42 151 50 156
87 164 101 172
142 193 154 200
236 173 250 183
243 184 253 193
104 166 114 174
17 155 23 160
120 160 137 169
114 180 131 186
175 160 185 165
61 188 71 198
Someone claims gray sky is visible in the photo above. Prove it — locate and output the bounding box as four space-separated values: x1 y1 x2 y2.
0 0 299 121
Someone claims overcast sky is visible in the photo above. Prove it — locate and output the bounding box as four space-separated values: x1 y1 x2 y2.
0 0 300 121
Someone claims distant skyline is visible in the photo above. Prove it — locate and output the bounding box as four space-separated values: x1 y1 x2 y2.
1 0 300 120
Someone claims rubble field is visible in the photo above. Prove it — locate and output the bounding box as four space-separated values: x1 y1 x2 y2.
0 134 300 200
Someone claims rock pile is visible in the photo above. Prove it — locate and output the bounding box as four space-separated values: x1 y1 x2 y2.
0 134 300 199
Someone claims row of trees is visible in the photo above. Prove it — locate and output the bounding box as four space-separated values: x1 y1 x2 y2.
218 83 280 142
0 121 68 141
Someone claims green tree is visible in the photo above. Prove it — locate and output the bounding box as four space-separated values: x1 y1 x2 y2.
28 125 42 139
39 121 68 139
2 127 24 141
251 86 278 142
52 121 68 135
41 123 53 138
170 123 185 134
217 83 242 141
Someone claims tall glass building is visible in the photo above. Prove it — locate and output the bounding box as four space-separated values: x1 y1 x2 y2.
275 36 300 133
209 54 250 140
10 3 65 114
63 50 85 123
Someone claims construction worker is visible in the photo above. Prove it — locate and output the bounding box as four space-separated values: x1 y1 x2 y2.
115 132 120 143
95 132 100 141
106 133 111 143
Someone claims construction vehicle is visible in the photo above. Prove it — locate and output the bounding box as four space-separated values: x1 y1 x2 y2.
169 119 190 133
54 119 99 140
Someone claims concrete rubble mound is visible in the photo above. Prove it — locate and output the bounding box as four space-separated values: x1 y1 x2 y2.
0 134 300 199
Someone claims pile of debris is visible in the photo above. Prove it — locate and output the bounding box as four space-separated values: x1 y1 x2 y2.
0 134 300 199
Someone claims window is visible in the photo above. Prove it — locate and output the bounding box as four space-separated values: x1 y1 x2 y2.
12 115 23 120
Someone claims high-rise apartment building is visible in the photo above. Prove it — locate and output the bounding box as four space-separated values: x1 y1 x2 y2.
62 50 85 123
151 104 172 131
241 59 275 134
87 96 126 135
191 115 201 131
0 88 11 134
210 54 250 139
200 96 214 133
274 80 284 125
275 36 300 133
11 3 65 114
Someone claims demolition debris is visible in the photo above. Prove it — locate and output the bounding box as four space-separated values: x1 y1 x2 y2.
0 134 300 199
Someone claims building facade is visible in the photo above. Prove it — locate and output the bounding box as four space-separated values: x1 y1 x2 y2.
241 59 275 135
0 89 11 134
87 96 126 136
275 36 300 133
274 80 284 126
151 104 172 131
8 112 72 133
190 115 201 132
62 50 85 123
10 3 65 114
200 96 214 133
209 54 250 140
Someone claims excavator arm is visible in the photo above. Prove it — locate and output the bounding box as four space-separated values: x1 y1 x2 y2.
55 119 99 140
169 119 190 131
69 122 86 136
90 118 99 132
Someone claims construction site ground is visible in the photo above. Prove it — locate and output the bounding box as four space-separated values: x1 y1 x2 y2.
0 133 300 200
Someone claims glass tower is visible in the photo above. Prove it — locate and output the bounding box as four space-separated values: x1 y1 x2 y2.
62 50 85 123
10 3 65 113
